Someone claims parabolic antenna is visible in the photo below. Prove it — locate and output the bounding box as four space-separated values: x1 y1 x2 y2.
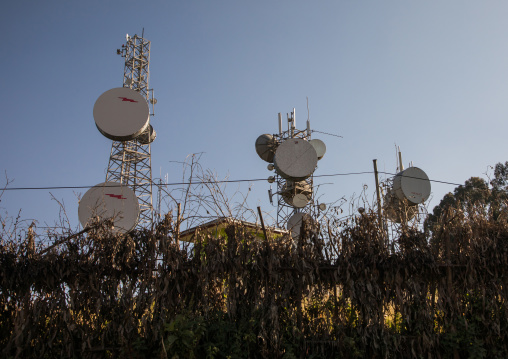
393 167 431 205
287 212 315 239
292 194 309 208
383 189 418 223
137 124 156 144
273 139 318 181
281 180 312 208
309 139 326 160
255 134 278 162
93 87 150 141
78 181 140 234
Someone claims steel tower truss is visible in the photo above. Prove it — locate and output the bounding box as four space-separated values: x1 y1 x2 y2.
106 33 156 229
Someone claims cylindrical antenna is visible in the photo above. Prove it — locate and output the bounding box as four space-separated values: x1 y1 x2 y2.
398 146 404 171
278 113 282 135
157 178 162 221
306 97 311 137
290 108 295 138
287 113 291 137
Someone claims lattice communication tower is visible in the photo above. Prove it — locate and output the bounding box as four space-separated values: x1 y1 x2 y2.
105 33 157 229
256 109 327 230
275 110 312 226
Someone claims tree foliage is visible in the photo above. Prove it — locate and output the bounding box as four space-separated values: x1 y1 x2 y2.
426 161 508 232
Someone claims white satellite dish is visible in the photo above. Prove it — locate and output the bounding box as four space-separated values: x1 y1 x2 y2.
393 167 431 205
78 181 139 234
255 134 277 162
309 139 326 160
93 87 150 141
292 194 309 208
273 139 318 181
287 212 315 239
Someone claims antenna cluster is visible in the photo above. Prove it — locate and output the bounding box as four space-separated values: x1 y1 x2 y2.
77 34 431 236
381 147 431 224
255 108 327 237
78 32 157 234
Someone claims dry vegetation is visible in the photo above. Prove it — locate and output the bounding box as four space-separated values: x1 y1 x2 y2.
2 159 508 358
1 203 508 358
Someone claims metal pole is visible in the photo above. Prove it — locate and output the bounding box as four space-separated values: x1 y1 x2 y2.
398 146 404 171
257 206 269 242
373 159 384 246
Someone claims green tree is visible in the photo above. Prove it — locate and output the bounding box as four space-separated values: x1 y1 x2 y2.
489 161 508 220
425 161 508 232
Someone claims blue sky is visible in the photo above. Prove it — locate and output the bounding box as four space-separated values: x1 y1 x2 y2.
2 1 508 232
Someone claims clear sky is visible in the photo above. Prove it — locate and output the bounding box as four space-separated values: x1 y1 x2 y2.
1 1 508 233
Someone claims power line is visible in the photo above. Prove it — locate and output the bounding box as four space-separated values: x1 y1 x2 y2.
314 171 372 178
380 172 462 187
0 171 464 191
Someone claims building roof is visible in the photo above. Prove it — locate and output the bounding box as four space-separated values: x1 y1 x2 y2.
179 217 287 242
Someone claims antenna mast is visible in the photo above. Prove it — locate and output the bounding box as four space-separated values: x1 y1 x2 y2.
256 106 328 230
106 33 157 229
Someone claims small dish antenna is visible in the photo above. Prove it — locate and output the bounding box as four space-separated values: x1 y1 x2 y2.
292 194 309 208
309 139 326 160
273 139 318 181
319 203 326 211
393 167 431 205
137 124 157 144
281 180 312 208
78 181 140 234
383 188 418 223
93 87 150 141
255 134 278 162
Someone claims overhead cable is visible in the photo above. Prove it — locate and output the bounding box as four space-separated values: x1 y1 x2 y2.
1 171 464 191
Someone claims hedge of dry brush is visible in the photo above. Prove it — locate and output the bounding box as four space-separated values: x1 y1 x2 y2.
1 209 508 358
